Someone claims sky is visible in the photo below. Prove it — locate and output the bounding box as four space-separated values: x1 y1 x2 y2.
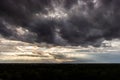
0 0 120 47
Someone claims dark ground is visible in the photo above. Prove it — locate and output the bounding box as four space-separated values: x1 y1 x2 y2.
0 64 119 80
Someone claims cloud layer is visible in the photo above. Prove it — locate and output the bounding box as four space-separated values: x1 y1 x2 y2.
0 0 120 47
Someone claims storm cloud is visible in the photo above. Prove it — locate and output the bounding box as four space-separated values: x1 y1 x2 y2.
0 0 120 47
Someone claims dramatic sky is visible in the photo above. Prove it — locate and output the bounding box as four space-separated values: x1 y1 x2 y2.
0 0 120 46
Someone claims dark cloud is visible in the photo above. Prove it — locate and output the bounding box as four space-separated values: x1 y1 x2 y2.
0 0 120 47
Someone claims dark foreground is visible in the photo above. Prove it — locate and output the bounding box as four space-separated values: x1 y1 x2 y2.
0 64 119 80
